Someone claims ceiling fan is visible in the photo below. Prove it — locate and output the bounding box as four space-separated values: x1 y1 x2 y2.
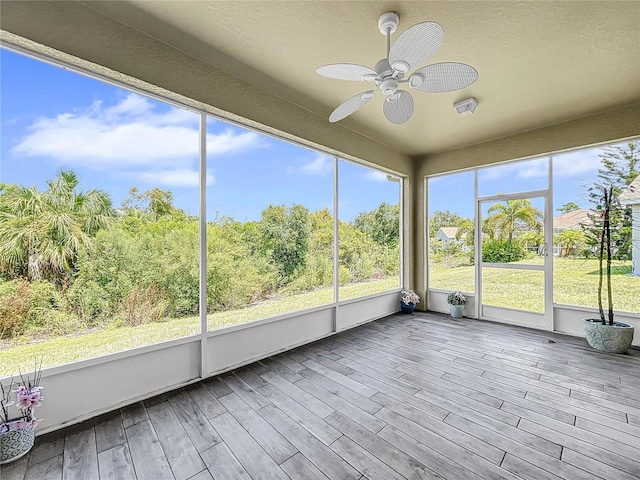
316 12 478 124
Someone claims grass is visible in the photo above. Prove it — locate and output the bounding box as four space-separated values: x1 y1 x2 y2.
208 276 399 329
3 259 638 377
0 277 399 377
430 256 640 313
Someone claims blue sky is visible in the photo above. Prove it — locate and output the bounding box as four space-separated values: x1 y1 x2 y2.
4 47 630 225
1 48 399 222
429 143 625 220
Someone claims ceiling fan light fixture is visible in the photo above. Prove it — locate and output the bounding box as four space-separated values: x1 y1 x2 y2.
454 97 478 116
408 73 424 88
380 78 398 96
387 92 400 102
391 60 410 73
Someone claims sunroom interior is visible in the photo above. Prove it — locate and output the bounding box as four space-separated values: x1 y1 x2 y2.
1 1 640 479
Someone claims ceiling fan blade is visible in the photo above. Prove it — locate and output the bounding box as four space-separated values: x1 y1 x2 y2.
329 91 375 122
383 90 414 124
389 22 443 72
411 62 479 93
317 64 377 81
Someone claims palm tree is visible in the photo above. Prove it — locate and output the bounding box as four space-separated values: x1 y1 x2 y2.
555 228 586 256
455 218 475 249
485 199 542 243
0 170 114 285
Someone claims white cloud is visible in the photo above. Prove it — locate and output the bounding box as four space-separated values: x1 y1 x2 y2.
479 161 540 181
517 158 549 179
207 130 263 155
364 170 389 182
104 94 153 118
553 150 601 177
128 168 214 187
480 150 602 182
297 153 333 175
12 93 264 172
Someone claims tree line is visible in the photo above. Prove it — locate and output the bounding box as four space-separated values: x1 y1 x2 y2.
430 142 639 264
0 171 400 339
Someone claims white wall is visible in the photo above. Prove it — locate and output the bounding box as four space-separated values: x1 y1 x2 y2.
337 293 399 331
428 289 639 346
206 308 334 375
434 230 450 244
34 338 201 434
6 291 400 435
554 304 640 346
428 290 476 318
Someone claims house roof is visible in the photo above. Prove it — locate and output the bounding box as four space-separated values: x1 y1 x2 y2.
619 176 640 205
553 209 592 230
438 227 459 239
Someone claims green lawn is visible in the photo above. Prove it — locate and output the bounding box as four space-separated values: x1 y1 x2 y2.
0 277 399 377
430 257 640 313
4 260 638 378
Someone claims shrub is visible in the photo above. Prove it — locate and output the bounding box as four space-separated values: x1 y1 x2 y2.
67 279 113 326
380 246 401 276
23 280 76 335
482 240 527 263
28 307 84 336
287 254 333 293
119 285 169 327
0 280 31 338
430 239 466 263
338 265 352 285
0 279 79 338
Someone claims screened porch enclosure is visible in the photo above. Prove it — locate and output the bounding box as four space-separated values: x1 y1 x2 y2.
426 146 640 339
0 2 639 479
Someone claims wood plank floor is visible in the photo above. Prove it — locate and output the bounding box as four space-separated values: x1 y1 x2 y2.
3 312 640 480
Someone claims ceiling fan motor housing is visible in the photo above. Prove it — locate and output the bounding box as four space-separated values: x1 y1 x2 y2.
380 78 398 96
374 59 393 77
374 58 401 95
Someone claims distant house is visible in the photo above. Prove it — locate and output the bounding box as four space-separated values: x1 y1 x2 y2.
619 176 640 276
552 209 592 255
435 227 459 245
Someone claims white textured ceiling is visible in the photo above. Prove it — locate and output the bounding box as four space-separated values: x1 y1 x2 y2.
89 1 640 156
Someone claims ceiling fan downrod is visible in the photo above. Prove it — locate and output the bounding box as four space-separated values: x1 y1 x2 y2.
378 12 398 58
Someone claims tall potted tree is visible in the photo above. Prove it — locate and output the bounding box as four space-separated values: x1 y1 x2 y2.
583 184 635 353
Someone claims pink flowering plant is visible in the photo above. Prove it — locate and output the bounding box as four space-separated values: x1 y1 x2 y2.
447 291 467 306
0 360 43 434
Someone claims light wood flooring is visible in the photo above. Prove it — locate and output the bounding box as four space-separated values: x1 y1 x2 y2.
3 312 640 480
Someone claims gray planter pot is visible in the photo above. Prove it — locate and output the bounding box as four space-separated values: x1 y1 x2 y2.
583 318 635 354
449 304 464 318
0 425 35 464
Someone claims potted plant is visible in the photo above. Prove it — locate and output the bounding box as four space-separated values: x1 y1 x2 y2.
583 184 635 353
0 362 43 464
447 291 467 318
400 289 420 313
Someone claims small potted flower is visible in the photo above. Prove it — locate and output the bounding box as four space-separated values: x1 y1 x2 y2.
1 363 43 464
447 291 467 318
400 289 420 314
